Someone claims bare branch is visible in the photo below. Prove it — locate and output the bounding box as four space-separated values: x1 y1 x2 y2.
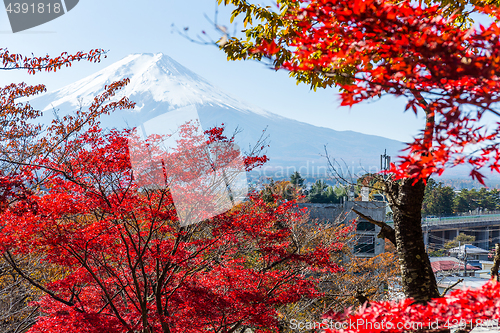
440 278 464 297
2 251 77 309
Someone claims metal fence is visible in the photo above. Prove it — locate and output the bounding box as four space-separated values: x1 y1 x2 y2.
386 212 500 226
422 214 500 226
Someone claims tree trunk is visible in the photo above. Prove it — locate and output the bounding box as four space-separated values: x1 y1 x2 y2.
491 243 500 281
385 178 440 303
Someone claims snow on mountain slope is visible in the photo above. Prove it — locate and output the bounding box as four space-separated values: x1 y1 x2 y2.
36 53 274 119
30 53 405 178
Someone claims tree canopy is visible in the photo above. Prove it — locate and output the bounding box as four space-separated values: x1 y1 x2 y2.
444 232 476 249
220 0 500 183
307 180 342 203
422 179 500 215
422 179 455 216
217 0 500 303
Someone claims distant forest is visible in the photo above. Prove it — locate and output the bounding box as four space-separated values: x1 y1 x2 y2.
421 179 500 216
439 178 500 190
252 171 500 216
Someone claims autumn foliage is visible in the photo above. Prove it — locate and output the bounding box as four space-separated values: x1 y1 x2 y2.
0 48 146 332
0 48 130 212
0 48 105 74
8 0 500 326
0 47 360 332
215 0 500 326
0 120 349 332
252 0 500 184
323 280 500 333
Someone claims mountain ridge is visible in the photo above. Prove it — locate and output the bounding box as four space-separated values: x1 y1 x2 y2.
30 52 406 178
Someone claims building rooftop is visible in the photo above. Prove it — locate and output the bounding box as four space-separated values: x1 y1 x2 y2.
430 257 479 273
437 276 490 291
448 244 490 255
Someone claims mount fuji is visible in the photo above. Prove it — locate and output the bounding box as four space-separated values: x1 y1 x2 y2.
30 53 405 179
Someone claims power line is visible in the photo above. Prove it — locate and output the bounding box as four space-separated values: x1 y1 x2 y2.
427 233 500 251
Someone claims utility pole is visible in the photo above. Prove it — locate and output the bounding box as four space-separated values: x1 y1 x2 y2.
458 240 462 276
380 149 391 179
464 246 468 277
380 149 391 219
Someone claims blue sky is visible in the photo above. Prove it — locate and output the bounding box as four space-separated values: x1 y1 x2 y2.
0 0 437 143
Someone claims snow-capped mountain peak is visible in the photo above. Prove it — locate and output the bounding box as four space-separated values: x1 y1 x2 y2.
31 52 404 177
38 53 273 119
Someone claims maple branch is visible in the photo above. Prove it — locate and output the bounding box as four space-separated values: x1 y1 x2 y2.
412 91 435 151
62 246 134 331
0 157 95 196
96 289 125 314
0 49 107 74
324 71 449 99
351 208 396 246
2 251 77 309
462 98 500 118
13 304 39 333
343 73 500 119
440 278 463 297
119 222 153 326
323 146 357 188
265 271 299 298
226 321 243 333
262 233 300 272
354 288 376 306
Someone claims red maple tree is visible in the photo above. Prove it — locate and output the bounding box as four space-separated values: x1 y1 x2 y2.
253 0 500 184
0 48 144 332
240 0 500 304
0 120 348 332
0 48 131 213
